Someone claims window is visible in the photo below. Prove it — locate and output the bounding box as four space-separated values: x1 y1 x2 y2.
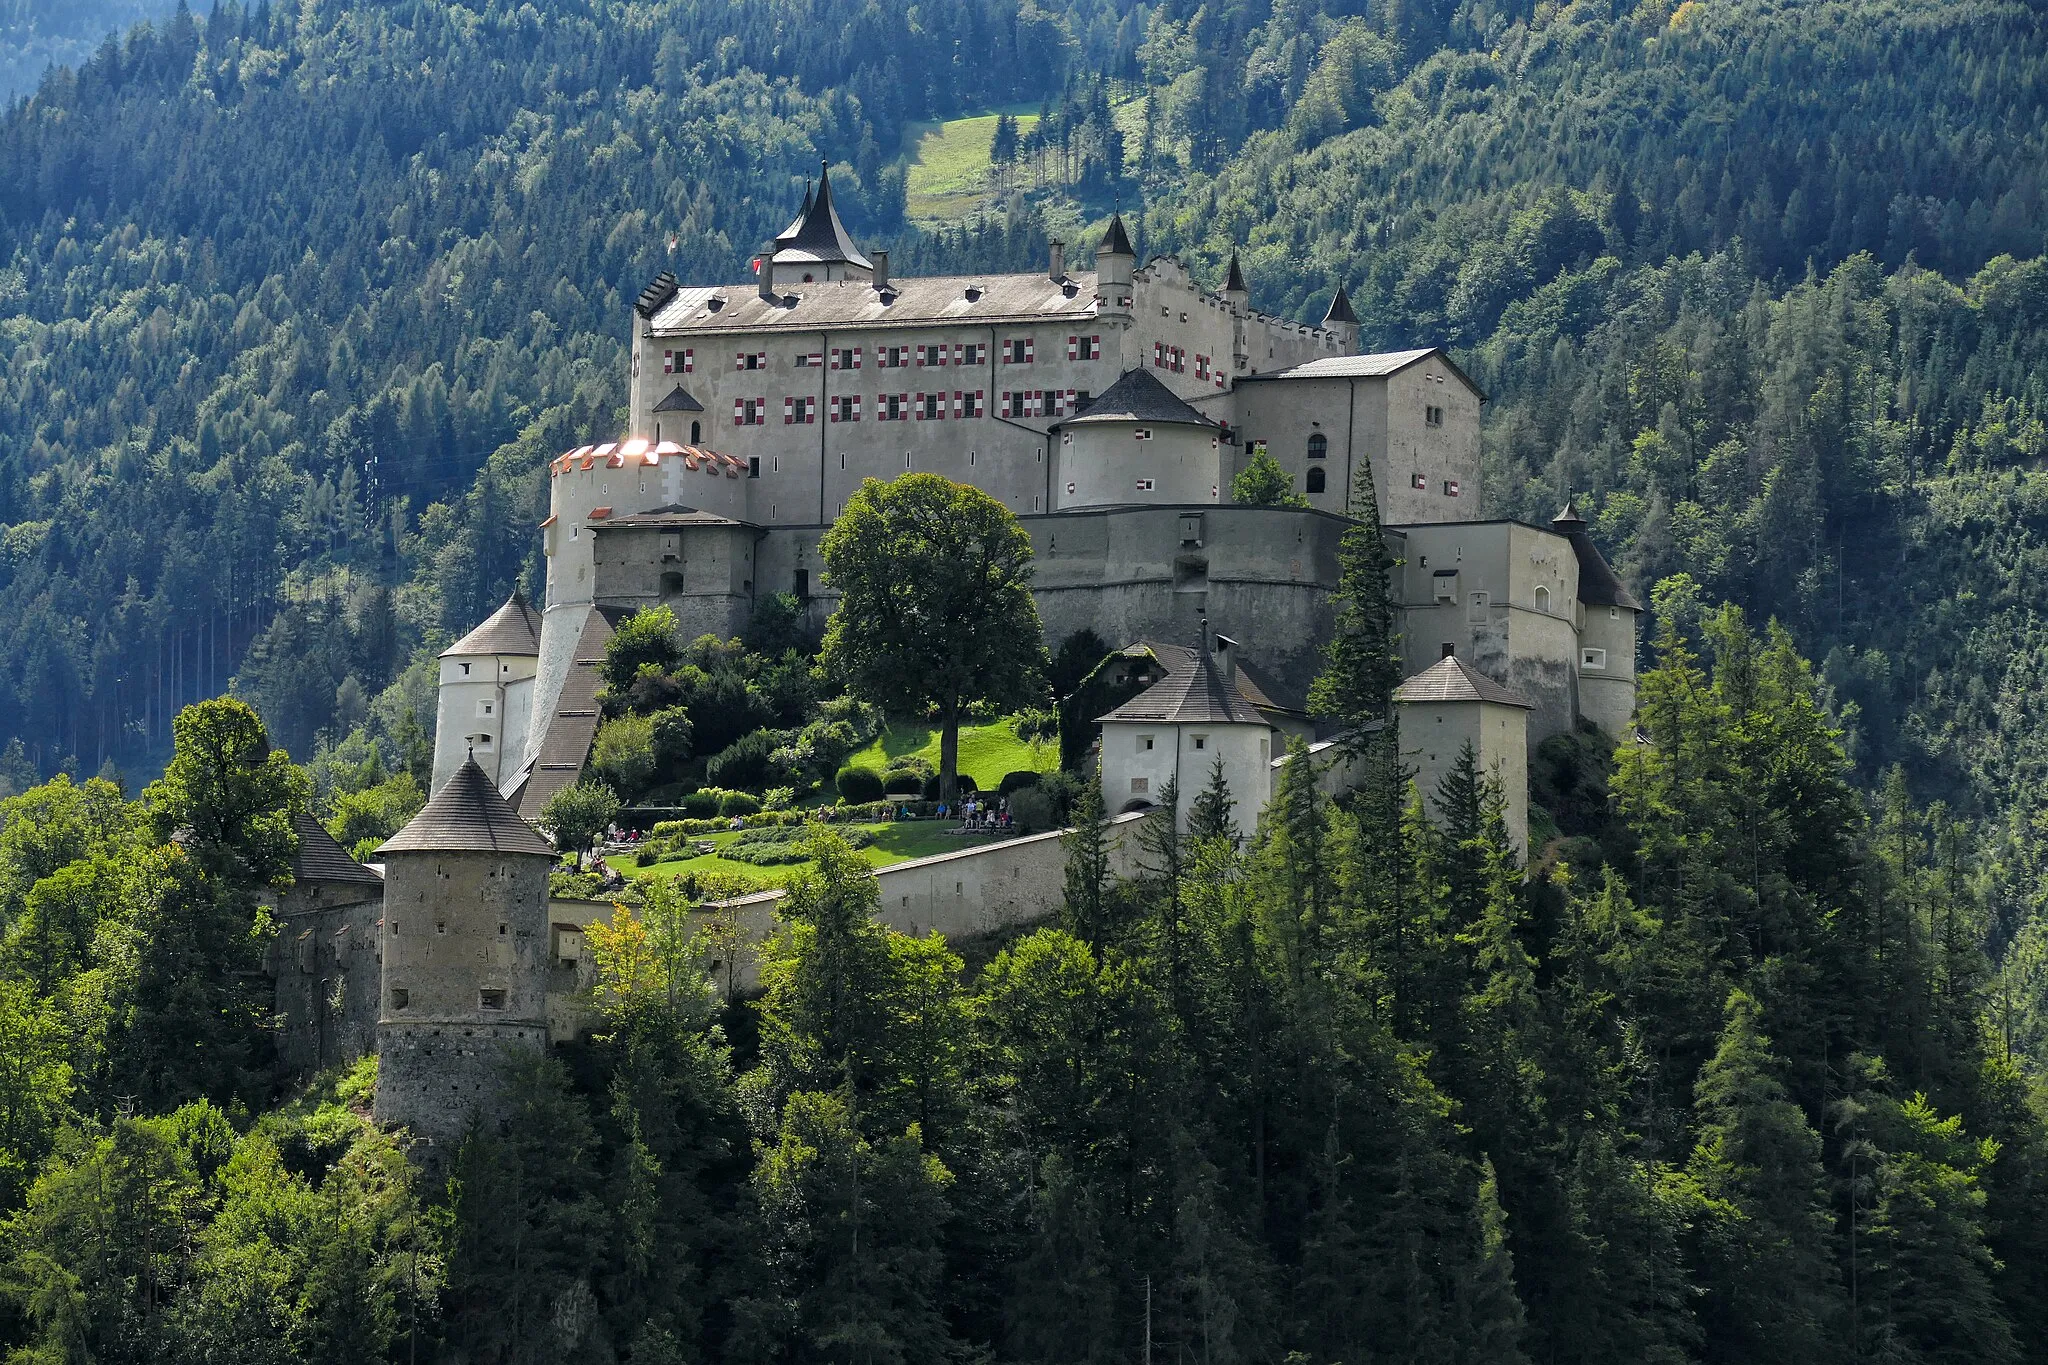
1425 404 1445 426
1307 433 1328 460
389 988 409 1010
1067 334 1101 360
1192 734 1207 751
954 389 986 418
1444 479 1461 496
479 988 506 1010
663 348 694 374
795 568 810 597
1170 346 1186 373
830 394 861 422
1003 336 1034 364
915 391 945 420
733 397 766 426
1535 585 1551 614
878 392 909 421
1411 472 1428 490
830 346 862 370
916 343 946 367
736 351 766 370
1306 467 1326 493
1002 390 1042 419
1153 341 1165 367
1133 428 1153 441
690 420 701 443
955 341 986 366
795 351 822 367
1195 354 1210 380
1135 478 1156 491
1066 481 1076 494
474 732 492 748
459 662 471 676
1582 647 1608 670
1442 643 1456 658
1045 388 1079 417
748 456 760 478
782 395 816 425
1139 735 1155 751
878 344 909 368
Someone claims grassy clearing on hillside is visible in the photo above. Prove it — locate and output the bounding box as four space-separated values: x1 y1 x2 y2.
845 716 1057 787
607 820 1002 889
903 106 1041 224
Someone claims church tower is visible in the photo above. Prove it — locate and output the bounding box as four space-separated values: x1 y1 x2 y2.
372 759 557 1162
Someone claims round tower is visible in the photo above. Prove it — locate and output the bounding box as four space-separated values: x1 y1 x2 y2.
1095 213 1135 318
372 759 558 1162
1054 368 1221 509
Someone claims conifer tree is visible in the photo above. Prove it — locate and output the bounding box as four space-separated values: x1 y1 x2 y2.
1061 770 1116 949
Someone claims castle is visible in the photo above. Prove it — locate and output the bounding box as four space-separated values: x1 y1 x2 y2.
273 167 1640 1152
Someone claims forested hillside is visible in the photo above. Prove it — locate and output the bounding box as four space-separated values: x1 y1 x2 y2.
0 1 181 99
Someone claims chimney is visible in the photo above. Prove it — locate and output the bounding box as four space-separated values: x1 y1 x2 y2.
757 245 776 301
1049 239 1065 281
871 248 889 292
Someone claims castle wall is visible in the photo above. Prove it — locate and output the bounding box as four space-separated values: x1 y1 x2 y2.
1577 603 1640 736
269 881 384 1078
373 848 554 1150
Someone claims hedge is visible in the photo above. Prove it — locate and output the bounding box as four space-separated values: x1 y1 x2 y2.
836 765 886 803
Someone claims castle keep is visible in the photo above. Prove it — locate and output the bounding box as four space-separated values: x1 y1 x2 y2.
269 168 1643 1145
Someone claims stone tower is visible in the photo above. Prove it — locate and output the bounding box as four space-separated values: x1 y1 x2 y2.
372 758 557 1161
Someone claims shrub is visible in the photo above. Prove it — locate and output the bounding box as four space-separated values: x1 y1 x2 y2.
762 786 797 811
706 729 779 790
883 769 926 796
886 755 934 780
719 791 762 817
1014 707 1058 743
997 770 1042 796
651 820 688 838
922 772 978 800
680 789 722 818
591 713 657 795
1008 786 1059 834
837 766 886 803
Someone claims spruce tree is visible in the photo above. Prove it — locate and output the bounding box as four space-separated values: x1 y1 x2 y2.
1061 770 1116 949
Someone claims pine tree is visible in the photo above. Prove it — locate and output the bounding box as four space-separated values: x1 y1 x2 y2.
1061 771 1116 949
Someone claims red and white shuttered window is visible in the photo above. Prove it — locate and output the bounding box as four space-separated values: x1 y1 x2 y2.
795 351 822 368
915 392 946 420
1214 368 1227 389
953 342 987 366
735 351 766 371
1167 346 1186 373
877 344 910 369
663 348 694 374
830 346 862 370
783 396 817 425
1043 389 1080 417
1153 341 1165 367
830 395 861 422
734 397 766 426
1067 335 1101 360
1002 390 1053 419
954 390 986 418
1002 336 1034 364
1194 354 1210 380
877 393 910 421
916 343 947 368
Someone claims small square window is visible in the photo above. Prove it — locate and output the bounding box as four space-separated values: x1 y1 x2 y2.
479 988 507 1010
1582 648 1608 671
389 988 410 1010
1139 735 1155 751
1192 735 1207 750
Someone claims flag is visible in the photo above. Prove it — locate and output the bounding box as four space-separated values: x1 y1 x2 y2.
751 256 761 275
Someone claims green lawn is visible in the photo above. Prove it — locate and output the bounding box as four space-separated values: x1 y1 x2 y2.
844 716 1057 788
903 106 1040 225
607 820 1003 891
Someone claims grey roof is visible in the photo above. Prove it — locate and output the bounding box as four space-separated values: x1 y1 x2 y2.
516 607 623 819
1124 641 1305 717
770 163 872 270
652 384 704 414
602 504 755 529
1224 252 1247 294
1061 368 1216 428
377 760 556 858
1552 502 1641 610
441 592 540 658
1322 285 1358 326
650 267 1099 334
291 811 383 887
1098 648 1268 725
1101 214 1134 257
635 272 679 319
1393 656 1532 709
1250 346 1483 398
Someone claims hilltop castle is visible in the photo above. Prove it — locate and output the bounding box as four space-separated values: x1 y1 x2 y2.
271 168 1641 1153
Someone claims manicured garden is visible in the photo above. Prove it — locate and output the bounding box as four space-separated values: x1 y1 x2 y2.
605 818 1003 891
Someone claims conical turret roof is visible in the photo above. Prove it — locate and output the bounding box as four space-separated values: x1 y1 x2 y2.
441 591 540 658
376 759 556 858
771 162 871 270
1100 213 1134 257
1061 367 1215 428
1224 251 1247 294
291 811 383 887
1322 284 1359 327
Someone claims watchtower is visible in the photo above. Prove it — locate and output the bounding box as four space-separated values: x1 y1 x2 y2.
372 758 557 1162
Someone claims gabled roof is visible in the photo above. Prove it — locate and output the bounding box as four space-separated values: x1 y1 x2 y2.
1322 285 1358 326
650 269 1098 334
291 811 383 888
652 384 704 414
1224 252 1247 294
1249 346 1484 398
1124 641 1305 717
771 162 872 270
1061 367 1216 428
1393 656 1532 709
1100 213 1134 257
377 759 556 858
441 592 540 658
1098 648 1268 726
1551 502 1640 610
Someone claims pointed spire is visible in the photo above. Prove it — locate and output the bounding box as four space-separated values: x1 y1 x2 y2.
1551 500 1587 531
1322 284 1358 327
772 160 871 270
1224 250 1247 294
1101 213 1134 257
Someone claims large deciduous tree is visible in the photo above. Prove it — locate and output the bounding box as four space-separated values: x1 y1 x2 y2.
819 474 1047 804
